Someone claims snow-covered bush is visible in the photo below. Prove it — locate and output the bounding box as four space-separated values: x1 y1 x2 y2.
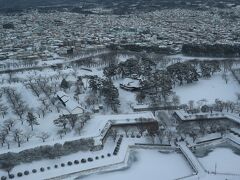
17 172 22 177
74 160 79 164
24 171 29 175
81 159 86 163
9 174 14 179
40 167 45 172
67 161 73 166
87 157 93 162
32 169 37 173
1 176 7 180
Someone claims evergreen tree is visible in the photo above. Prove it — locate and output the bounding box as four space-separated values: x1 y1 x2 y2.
60 78 69 90
101 79 120 112
54 115 68 131
26 112 39 131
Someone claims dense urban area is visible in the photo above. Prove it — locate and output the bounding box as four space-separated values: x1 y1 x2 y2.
0 0 240 180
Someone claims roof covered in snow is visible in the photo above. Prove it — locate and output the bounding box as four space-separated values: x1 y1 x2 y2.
56 91 84 115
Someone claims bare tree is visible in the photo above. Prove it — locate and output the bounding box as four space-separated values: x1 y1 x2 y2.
136 118 147 136
66 114 79 129
165 130 173 144
172 94 180 106
11 128 25 147
24 130 34 142
37 132 50 142
3 119 16 131
189 131 198 142
157 129 164 144
0 103 8 118
25 81 40 97
108 128 117 142
188 100 194 110
0 131 7 146
74 123 82 135
123 126 131 137
5 88 29 119
5 137 11 149
57 129 66 139
222 73 228 84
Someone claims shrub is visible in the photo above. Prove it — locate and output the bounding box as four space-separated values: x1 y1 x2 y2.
74 160 79 164
95 156 99 160
40 167 45 172
17 172 23 177
32 169 37 173
47 166 51 170
54 165 58 168
24 171 29 175
136 135 141 138
101 155 104 158
67 161 73 166
87 157 93 162
107 153 111 157
61 163 65 167
113 152 117 155
9 174 14 179
81 159 86 163
1 176 7 180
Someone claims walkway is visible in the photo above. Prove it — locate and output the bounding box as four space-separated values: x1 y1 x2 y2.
178 142 206 177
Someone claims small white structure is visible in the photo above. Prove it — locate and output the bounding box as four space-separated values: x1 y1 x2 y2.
56 91 84 115
120 78 141 91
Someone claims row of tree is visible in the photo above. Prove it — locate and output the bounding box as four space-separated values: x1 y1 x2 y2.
182 44 240 57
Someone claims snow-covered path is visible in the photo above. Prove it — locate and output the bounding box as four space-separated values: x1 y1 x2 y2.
178 142 206 177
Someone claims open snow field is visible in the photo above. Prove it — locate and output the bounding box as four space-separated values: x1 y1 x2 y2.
198 147 240 174
174 73 240 104
82 149 193 180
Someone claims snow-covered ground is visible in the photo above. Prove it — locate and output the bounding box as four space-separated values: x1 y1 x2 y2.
198 147 240 174
82 149 193 180
174 73 240 104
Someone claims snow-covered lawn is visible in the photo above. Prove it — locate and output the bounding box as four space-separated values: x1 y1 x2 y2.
82 149 193 180
174 73 240 104
198 147 240 174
